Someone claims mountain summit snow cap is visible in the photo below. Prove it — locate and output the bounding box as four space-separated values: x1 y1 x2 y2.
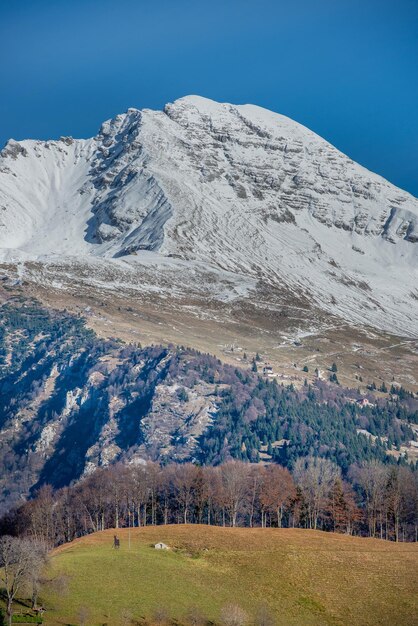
0 95 417 337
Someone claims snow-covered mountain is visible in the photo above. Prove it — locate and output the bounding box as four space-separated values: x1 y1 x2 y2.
0 95 417 336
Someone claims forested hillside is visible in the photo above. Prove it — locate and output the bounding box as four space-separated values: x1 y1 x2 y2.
0 299 417 518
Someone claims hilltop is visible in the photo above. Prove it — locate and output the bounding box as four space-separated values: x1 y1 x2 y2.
39 525 418 626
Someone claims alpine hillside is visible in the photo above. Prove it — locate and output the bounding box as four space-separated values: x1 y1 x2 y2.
0 95 417 340
0 299 417 516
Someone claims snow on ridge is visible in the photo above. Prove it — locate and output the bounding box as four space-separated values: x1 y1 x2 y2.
0 96 417 337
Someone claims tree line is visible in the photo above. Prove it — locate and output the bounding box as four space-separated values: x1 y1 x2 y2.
2 457 417 547
1 299 417 519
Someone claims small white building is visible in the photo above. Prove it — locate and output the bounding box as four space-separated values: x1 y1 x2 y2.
154 542 169 550
357 398 375 408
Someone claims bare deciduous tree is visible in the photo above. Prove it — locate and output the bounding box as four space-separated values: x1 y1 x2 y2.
0 536 37 626
27 485 56 544
29 540 49 609
219 462 250 527
353 461 387 537
174 464 200 524
293 457 340 529
260 465 296 528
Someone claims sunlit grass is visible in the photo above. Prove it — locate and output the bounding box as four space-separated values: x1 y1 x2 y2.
41 525 418 626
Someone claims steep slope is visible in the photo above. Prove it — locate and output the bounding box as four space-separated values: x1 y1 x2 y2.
0 300 416 515
0 95 417 336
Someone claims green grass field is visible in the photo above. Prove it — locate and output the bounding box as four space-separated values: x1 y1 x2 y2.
39 526 418 626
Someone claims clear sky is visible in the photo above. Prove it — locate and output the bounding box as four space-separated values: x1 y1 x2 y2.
1 0 417 196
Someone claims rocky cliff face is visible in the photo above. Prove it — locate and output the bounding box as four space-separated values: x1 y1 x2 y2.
1 301 416 516
0 301 226 513
0 95 417 336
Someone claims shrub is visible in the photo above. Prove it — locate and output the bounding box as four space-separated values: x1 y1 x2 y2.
220 603 248 626
152 606 169 626
254 604 275 626
186 606 206 626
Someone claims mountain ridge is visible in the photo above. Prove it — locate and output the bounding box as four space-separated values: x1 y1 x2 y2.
0 95 417 337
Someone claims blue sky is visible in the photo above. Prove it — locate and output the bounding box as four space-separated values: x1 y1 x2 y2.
1 0 417 196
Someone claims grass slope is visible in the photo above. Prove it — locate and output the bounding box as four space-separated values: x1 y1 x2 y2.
42 526 418 626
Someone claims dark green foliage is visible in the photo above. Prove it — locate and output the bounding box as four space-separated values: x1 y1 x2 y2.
0 299 417 514
197 377 417 475
390 384 414 400
177 387 189 402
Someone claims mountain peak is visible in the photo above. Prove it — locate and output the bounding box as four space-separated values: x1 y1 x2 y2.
0 97 417 337
169 94 230 110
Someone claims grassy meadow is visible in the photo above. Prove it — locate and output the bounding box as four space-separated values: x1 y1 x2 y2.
34 525 418 626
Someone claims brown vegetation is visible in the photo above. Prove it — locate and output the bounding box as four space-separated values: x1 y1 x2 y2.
4 458 417 549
